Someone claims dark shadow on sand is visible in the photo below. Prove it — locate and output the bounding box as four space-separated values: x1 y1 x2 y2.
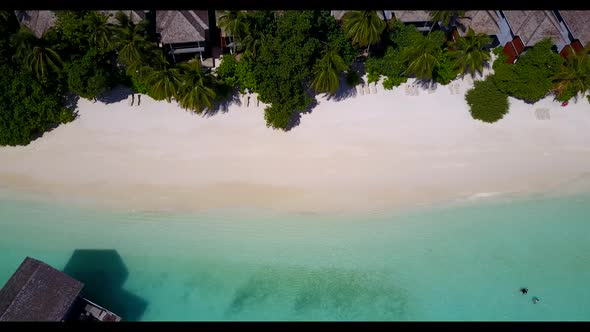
97 85 134 105
62 249 148 321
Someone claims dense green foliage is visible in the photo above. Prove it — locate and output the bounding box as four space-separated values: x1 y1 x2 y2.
492 39 563 103
448 28 492 76
1 10 584 144
0 64 75 146
345 70 361 87
63 49 111 99
551 48 590 102
342 11 385 49
465 77 509 123
310 47 348 95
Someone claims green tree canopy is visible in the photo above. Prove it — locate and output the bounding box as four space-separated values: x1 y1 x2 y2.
0 65 75 146
493 38 563 103
176 59 217 113
310 46 348 95
552 47 590 102
465 76 510 123
448 27 492 76
342 11 386 49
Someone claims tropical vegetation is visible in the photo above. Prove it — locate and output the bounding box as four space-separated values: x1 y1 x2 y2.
465 77 510 123
1 10 589 145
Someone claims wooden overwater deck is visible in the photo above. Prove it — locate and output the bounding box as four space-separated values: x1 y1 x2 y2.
0 257 122 322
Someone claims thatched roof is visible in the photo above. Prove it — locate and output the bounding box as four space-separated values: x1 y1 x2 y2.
331 10 347 21
15 10 56 38
156 10 209 44
503 10 569 47
457 11 502 36
559 10 590 48
330 10 393 21
392 10 432 23
0 257 84 321
99 10 146 25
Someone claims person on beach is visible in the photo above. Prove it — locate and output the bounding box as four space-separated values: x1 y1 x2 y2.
520 287 528 295
532 296 540 304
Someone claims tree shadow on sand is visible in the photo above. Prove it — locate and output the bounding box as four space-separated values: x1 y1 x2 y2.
97 85 134 105
202 90 243 117
62 249 148 321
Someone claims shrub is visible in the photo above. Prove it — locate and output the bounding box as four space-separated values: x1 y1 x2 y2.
0 66 74 146
554 85 577 103
493 39 562 103
264 103 294 130
382 76 407 90
64 49 112 99
367 71 380 84
345 70 361 87
216 54 239 87
465 77 510 123
130 74 149 94
492 46 503 56
434 50 459 85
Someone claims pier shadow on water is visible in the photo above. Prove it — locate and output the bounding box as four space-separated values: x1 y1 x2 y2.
62 249 148 321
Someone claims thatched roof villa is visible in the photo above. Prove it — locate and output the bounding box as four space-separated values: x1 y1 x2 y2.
0 257 121 322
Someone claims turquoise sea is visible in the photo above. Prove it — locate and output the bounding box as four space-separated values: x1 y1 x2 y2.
1 189 589 321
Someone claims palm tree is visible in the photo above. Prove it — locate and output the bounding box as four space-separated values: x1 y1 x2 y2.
111 11 153 74
429 10 466 30
448 27 492 76
552 47 590 100
176 58 217 113
145 53 181 102
403 34 441 80
10 27 62 81
310 46 348 95
342 11 386 51
85 11 115 52
242 29 264 58
218 11 249 53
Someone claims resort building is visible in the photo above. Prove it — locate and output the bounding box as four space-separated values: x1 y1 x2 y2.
14 10 56 38
556 10 590 55
0 257 121 322
392 11 434 32
455 11 511 48
99 10 148 25
155 10 211 63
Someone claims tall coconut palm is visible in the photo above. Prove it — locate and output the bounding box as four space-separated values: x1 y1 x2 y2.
342 11 386 51
448 27 492 76
145 53 181 102
176 58 217 113
112 11 153 73
403 33 441 80
310 46 348 95
429 10 466 30
218 11 249 53
86 11 115 52
10 27 62 81
552 47 590 100
242 29 264 58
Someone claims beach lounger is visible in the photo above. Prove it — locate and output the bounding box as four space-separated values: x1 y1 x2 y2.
365 84 371 94
535 108 550 120
405 85 410 95
428 85 435 94
359 84 365 95
372 83 377 94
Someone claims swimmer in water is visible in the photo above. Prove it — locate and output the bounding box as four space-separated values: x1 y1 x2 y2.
532 296 540 304
520 287 528 295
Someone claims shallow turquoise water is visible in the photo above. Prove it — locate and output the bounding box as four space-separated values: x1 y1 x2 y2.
1 190 589 321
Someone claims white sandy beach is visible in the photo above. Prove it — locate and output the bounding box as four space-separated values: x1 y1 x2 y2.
1 76 590 214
